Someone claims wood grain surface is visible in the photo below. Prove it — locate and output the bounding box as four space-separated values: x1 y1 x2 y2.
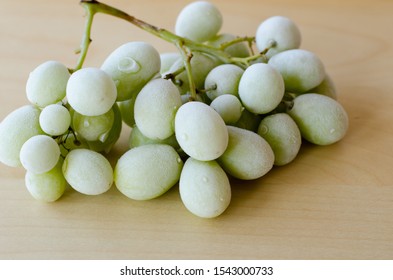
0 0 392 260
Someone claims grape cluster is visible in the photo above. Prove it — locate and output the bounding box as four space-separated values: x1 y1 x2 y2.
0 1 348 218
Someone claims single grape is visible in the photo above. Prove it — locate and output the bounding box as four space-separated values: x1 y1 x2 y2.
66 67 117 116
287 93 349 145
134 78 182 140
39 104 71 136
204 64 244 100
169 52 221 94
309 74 337 100
26 60 70 108
175 1 222 43
238 63 285 114
210 94 243 125
117 97 136 127
129 125 181 153
20 135 60 174
217 126 275 180
206 33 251 58
179 158 231 218
256 16 301 58
268 49 326 93
160 52 181 74
175 101 228 161
25 159 66 202
114 144 183 200
257 113 302 166
0 105 43 167
72 108 114 142
101 41 161 101
62 148 113 195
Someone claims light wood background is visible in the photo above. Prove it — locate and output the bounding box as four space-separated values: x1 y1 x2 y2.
0 0 392 260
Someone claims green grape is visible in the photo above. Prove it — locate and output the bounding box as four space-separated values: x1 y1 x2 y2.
129 125 181 153
207 33 251 58
114 144 183 200
59 133 88 157
0 105 43 167
204 64 244 100
134 78 182 140
85 103 122 153
26 60 70 108
309 74 337 100
66 67 117 116
175 1 222 43
101 41 161 101
238 63 285 114
268 49 326 93
210 94 243 125
233 109 262 132
169 52 221 94
62 148 113 195
160 52 181 74
179 158 231 218
217 126 274 180
175 101 228 161
117 97 136 127
39 104 71 136
20 135 60 174
72 108 114 142
256 16 301 58
25 159 66 202
257 113 302 166
288 93 349 145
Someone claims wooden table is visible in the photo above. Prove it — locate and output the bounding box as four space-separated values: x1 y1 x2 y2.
0 0 392 260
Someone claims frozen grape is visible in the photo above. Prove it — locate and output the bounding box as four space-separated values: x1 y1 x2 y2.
39 104 71 136
25 159 66 202
207 33 250 58
238 63 285 114
62 149 113 195
218 126 274 180
288 93 349 145
309 74 337 100
26 60 70 107
179 157 231 218
268 49 326 93
204 64 244 100
66 67 117 116
256 16 301 58
0 105 43 167
101 41 161 101
175 1 222 43
114 144 183 200
20 135 60 174
210 94 243 125
258 113 302 166
134 78 182 140
175 101 228 161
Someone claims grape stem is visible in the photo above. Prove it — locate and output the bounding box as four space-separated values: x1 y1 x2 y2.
75 0 266 97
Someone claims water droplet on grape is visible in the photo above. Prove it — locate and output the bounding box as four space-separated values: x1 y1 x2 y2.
176 157 182 164
202 176 208 183
118 57 141 73
330 128 336 134
259 124 269 135
99 132 109 142
181 133 188 141
83 120 90 127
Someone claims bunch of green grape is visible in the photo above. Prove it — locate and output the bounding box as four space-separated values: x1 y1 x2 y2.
0 1 348 218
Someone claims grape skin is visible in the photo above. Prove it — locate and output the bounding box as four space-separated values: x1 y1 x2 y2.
175 1 223 43
66 67 117 117
0 105 43 167
134 78 182 140
26 60 70 108
62 149 113 195
179 157 231 218
114 144 183 200
210 94 243 125
217 126 275 180
288 93 349 145
238 63 285 114
20 135 60 174
39 104 71 136
207 33 251 58
73 108 114 142
175 101 228 161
